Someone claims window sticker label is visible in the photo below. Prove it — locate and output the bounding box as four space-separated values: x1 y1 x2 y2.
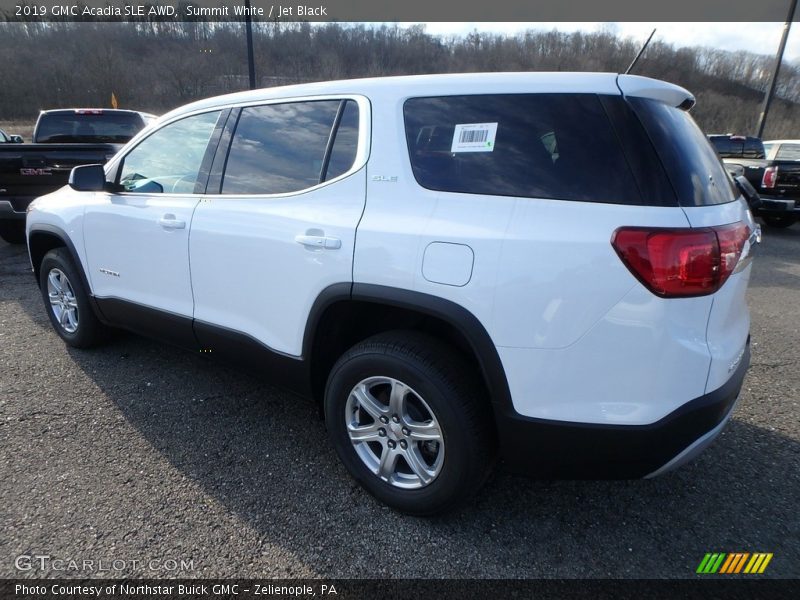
451 123 498 153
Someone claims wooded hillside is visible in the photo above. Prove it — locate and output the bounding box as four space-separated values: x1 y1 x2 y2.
1 21 798 137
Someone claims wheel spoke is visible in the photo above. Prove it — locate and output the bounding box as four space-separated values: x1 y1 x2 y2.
404 446 435 485
347 422 381 443
48 271 62 293
406 421 442 442
48 291 60 305
59 307 70 326
377 447 399 480
65 295 78 308
352 384 388 421
389 379 407 415
65 309 78 331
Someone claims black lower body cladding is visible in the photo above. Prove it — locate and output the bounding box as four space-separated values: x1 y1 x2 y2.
495 340 750 479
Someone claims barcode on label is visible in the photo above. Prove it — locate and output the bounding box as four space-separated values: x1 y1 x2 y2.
459 129 488 144
451 122 498 153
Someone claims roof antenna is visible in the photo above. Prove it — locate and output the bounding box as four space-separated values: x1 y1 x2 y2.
625 28 657 75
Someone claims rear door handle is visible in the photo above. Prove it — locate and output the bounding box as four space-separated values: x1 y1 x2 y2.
295 234 341 250
158 214 186 230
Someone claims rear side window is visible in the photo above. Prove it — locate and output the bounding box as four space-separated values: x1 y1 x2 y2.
629 98 737 206
221 100 359 195
776 143 800 160
403 94 643 205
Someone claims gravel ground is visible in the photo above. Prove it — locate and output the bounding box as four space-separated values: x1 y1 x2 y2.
1 226 798 579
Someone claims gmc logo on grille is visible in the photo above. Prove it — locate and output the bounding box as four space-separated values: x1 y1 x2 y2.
20 168 52 176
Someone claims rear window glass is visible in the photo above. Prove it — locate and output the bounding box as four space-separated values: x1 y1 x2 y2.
36 112 145 143
776 143 800 160
709 136 737 157
708 136 765 159
630 98 736 206
403 94 643 205
743 138 765 159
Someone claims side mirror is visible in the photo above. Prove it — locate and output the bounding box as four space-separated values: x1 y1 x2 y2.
9 135 23 143
69 164 107 192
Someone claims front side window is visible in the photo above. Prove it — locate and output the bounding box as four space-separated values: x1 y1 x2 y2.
119 110 220 194
221 100 359 195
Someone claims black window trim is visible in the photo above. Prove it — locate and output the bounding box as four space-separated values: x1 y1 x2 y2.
319 100 348 184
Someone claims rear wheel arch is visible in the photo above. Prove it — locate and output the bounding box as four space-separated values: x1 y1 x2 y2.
304 284 512 416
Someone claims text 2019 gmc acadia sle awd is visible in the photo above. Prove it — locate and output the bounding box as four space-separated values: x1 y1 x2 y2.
26 73 758 515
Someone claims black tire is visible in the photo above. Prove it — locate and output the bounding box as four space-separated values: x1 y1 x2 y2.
39 248 108 348
0 220 25 244
324 331 496 516
761 214 796 229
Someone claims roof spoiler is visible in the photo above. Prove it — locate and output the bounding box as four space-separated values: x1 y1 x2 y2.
616 74 695 110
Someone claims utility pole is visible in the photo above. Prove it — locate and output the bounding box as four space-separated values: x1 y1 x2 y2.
245 0 257 90
756 0 798 138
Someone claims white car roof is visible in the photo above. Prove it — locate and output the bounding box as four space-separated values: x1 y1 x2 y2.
158 72 694 123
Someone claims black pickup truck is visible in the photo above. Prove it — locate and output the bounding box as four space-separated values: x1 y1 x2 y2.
708 134 800 229
0 109 155 243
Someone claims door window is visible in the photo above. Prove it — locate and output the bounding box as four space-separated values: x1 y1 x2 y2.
221 100 359 195
118 110 221 194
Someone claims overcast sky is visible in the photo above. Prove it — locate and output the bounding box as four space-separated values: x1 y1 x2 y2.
408 22 800 63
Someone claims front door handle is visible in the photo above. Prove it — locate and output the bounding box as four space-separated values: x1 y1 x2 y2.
158 214 186 230
295 234 341 250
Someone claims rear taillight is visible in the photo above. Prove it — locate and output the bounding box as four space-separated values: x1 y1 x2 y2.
611 222 750 298
762 166 778 189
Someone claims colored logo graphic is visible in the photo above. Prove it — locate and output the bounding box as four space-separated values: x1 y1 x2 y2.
696 553 773 574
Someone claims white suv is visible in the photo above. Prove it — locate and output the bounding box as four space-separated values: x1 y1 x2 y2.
26 73 757 515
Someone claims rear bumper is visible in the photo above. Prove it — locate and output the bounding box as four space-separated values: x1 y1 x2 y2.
495 339 750 479
754 195 799 216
